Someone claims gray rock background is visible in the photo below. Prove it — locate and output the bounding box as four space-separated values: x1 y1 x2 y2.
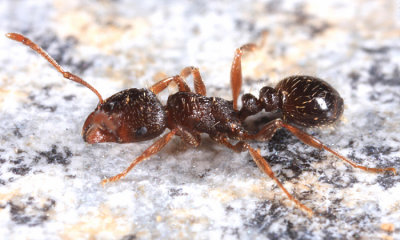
0 0 399 239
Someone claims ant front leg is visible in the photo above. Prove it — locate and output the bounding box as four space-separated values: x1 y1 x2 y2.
101 129 177 185
212 135 313 216
230 43 257 110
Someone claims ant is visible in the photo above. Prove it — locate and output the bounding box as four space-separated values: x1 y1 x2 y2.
6 33 396 216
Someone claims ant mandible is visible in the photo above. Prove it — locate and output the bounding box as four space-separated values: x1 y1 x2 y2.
6 33 396 216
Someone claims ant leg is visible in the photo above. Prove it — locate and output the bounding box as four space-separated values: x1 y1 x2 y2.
6 33 104 104
230 43 257 110
247 119 396 174
247 146 313 216
210 134 248 153
279 121 397 175
180 66 206 96
213 135 313 216
150 67 205 95
177 126 202 147
101 129 177 186
149 75 191 94
245 119 282 141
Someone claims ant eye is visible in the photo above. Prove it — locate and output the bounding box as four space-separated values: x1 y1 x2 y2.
135 127 148 137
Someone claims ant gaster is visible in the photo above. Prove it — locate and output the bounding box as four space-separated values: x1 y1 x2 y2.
6 33 396 216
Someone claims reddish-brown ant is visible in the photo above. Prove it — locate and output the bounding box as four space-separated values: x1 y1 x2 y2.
6 33 396 216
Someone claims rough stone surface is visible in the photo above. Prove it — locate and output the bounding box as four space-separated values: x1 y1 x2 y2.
0 1 399 239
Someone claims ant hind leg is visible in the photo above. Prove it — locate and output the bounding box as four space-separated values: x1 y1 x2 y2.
246 118 396 175
230 43 257 110
280 121 397 175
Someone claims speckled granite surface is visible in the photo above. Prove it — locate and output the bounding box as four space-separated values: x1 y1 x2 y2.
0 0 400 239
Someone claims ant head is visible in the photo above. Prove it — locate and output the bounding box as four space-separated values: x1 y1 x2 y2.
6 33 166 143
277 76 344 127
82 110 119 143
82 88 167 144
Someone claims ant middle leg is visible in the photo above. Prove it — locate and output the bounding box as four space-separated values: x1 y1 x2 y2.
149 66 205 95
176 126 202 148
101 129 178 186
149 75 191 94
230 43 257 110
180 66 206 96
249 119 396 175
210 134 248 153
213 135 313 216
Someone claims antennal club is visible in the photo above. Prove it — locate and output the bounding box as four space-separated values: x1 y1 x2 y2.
6 33 104 104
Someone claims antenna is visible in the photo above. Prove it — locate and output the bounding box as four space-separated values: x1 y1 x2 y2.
6 33 104 104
